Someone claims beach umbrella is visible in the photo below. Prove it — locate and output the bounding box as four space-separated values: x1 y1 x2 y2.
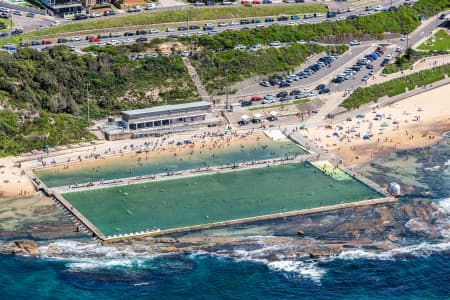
299 124 307 129
381 122 388 127
333 132 339 137
363 135 370 140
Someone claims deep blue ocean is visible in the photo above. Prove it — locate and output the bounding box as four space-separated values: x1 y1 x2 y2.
1 137 449 299
1 251 449 299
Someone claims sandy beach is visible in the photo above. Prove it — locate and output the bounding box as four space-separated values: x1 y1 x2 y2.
0 157 35 198
308 84 450 165
0 132 273 197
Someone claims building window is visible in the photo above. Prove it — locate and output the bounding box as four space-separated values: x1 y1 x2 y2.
154 121 161 127
130 124 137 130
162 119 170 126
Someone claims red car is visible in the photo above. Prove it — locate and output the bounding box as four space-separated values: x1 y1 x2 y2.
253 0 261 4
89 37 101 43
241 0 250 4
251 96 263 101
41 40 52 45
376 49 384 55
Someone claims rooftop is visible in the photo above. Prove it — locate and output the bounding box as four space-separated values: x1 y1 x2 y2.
122 101 211 119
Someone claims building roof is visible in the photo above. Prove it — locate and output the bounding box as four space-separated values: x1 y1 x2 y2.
122 101 211 119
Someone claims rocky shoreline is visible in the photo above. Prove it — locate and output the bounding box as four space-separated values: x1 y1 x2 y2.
0 198 447 262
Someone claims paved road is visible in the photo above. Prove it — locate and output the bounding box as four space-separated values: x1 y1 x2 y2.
25 0 404 49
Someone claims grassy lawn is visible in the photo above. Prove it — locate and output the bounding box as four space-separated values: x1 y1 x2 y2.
418 30 450 51
0 18 12 31
248 99 310 111
0 5 325 45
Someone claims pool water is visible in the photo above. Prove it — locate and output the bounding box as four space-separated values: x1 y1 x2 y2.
63 162 383 236
36 138 308 188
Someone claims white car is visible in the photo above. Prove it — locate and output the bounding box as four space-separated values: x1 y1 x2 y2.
287 21 296 26
196 31 204 36
107 39 119 45
150 29 160 34
374 5 384 11
337 16 346 21
71 36 81 42
395 46 403 52
90 13 101 18
348 7 355 12
145 3 155 10
269 41 281 47
262 99 275 104
386 54 393 60
218 22 228 27
400 35 409 41
166 27 176 32
230 21 239 26
122 38 133 44
349 39 360 46
234 44 246 50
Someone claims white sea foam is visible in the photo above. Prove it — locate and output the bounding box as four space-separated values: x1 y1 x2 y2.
336 242 450 261
267 260 325 283
433 198 450 238
36 240 169 271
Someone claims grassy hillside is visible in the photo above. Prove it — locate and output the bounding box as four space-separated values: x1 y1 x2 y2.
0 46 198 156
190 44 347 93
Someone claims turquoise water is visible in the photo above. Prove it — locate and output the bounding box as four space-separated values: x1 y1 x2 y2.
36 139 307 188
62 162 382 236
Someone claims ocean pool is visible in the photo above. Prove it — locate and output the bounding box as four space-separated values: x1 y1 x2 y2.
62 162 383 237
36 138 308 188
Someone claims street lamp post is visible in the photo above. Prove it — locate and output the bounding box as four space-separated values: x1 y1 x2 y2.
85 82 90 124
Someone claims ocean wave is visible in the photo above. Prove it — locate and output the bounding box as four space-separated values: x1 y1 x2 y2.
36 240 170 271
267 260 325 283
66 258 145 271
336 242 450 261
189 240 325 284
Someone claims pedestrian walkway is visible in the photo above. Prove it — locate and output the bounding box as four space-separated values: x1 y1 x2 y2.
182 57 210 101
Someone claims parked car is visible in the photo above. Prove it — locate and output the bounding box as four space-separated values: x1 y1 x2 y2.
103 10 116 16
136 37 148 42
88 37 100 43
41 40 52 45
240 100 252 107
57 38 68 43
260 81 271 87
349 39 360 46
74 14 88 20
251 96 263 101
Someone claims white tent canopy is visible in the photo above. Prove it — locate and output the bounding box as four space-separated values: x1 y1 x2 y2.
241 114 250 121
270 111 278 116
253 113 262 119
